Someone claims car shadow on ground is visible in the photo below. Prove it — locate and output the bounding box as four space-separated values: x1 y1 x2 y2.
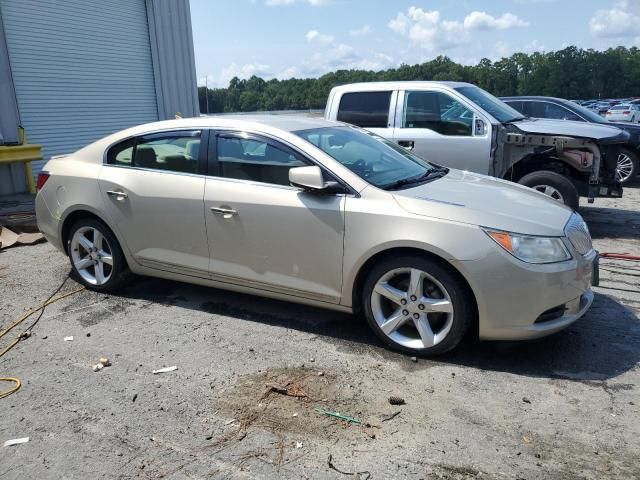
118 277 640 382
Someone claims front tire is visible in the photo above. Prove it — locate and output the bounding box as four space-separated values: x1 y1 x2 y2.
518 170 580 210
362 256 473 356
616 148 638 184
67 218 130 292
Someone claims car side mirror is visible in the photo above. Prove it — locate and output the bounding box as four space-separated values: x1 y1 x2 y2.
289 166 345 194
474 118 487 136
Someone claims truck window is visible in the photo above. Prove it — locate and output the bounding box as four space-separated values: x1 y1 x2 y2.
337 91 391 128
404 91 473 136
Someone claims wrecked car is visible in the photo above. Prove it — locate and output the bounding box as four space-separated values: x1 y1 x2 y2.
325 82 627 209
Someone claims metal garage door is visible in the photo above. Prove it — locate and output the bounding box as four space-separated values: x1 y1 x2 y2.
0 0 159 177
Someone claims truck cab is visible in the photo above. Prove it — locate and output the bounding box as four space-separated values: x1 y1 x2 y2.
325 81 626 209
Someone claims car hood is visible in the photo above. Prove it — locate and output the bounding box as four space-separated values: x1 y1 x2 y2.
511 118 627 142
392 169 573 236
605 121 640 144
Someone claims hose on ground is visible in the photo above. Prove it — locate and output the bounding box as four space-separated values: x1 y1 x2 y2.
0 278 84 399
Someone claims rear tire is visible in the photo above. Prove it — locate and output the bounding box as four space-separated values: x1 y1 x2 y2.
518 170 580 210
67 218 131 292
362 256 473 356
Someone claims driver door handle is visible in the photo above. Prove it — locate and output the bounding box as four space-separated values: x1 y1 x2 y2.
398 140 415 151
106 190 128 201
210 206 238 219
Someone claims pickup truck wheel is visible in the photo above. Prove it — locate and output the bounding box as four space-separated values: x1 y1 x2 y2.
616 149 638 184
518 171 579 210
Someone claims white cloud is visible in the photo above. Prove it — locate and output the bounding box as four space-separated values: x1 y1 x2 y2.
463 11 529 31
388 7 529 51
349 25 372 37
278 45 396 79
305 29 334 44
388 7 467 51
589 3 640 38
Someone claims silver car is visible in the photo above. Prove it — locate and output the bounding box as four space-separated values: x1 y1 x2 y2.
35 116 598 355
606 104 640 123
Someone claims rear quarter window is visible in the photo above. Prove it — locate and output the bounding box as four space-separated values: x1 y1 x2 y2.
337 91 391 128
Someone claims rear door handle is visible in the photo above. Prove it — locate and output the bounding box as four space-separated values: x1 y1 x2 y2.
210 207 238 219
106 190 128 201
398 140 415 150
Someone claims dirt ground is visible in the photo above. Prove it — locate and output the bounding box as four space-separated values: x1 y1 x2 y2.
1 183 639 480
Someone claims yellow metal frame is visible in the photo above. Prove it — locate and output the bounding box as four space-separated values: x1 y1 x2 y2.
0 127 41 194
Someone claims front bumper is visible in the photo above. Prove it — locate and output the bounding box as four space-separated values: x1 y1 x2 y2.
454 247 597 341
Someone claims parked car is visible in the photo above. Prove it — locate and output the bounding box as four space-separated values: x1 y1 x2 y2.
325 82 627 210
35 116 598 356
501 96 640 183
591 102 612 117
606 104 640 123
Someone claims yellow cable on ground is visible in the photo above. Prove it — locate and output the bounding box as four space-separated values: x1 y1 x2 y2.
0 286 85 399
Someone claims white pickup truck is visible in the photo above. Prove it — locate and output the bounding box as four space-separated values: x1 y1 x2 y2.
325 81 626 209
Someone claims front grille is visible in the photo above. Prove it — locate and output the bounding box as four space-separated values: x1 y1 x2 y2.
565 213 593 255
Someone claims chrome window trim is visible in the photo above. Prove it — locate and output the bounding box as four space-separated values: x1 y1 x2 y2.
102 126 360 197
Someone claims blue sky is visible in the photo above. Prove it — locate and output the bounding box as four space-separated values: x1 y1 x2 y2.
190 0 639 87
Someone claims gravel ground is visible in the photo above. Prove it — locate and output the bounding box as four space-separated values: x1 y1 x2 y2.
1 184 639 480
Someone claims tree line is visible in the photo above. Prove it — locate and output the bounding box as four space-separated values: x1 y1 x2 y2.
198 46 640 113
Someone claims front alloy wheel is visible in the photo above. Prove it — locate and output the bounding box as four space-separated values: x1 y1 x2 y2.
616 150 638 184
363 257 472 355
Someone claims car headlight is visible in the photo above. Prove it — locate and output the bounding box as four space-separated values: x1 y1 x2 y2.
484 229 572 264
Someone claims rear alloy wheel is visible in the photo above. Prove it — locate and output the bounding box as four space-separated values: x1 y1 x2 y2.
362 256 472 355
616 149 638 184
68 219 130 292
518 170 580 210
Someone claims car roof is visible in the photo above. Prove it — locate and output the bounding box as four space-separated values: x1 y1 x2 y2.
500 95 575 105
331 81 474 91
113 114 339 138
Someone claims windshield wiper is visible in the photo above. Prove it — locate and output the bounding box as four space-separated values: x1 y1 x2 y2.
504 116 527 123
382 168 449 191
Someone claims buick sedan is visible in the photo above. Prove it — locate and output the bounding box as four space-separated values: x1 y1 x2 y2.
36 116 597 355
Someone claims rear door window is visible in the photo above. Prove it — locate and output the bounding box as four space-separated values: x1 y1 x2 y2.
106 131 202 174
337 91 391 128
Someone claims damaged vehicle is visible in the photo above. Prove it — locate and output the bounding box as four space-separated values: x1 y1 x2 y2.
325 82 627 210
500 95 640 183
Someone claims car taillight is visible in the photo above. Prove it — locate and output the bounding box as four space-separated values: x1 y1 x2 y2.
623 111 631 114
36 172 50 191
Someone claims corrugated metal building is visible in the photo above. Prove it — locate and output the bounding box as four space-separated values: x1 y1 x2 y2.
0 0 199 195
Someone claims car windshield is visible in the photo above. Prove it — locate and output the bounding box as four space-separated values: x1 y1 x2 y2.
455 85 525 123
610 105 631 110
294 126 440 190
